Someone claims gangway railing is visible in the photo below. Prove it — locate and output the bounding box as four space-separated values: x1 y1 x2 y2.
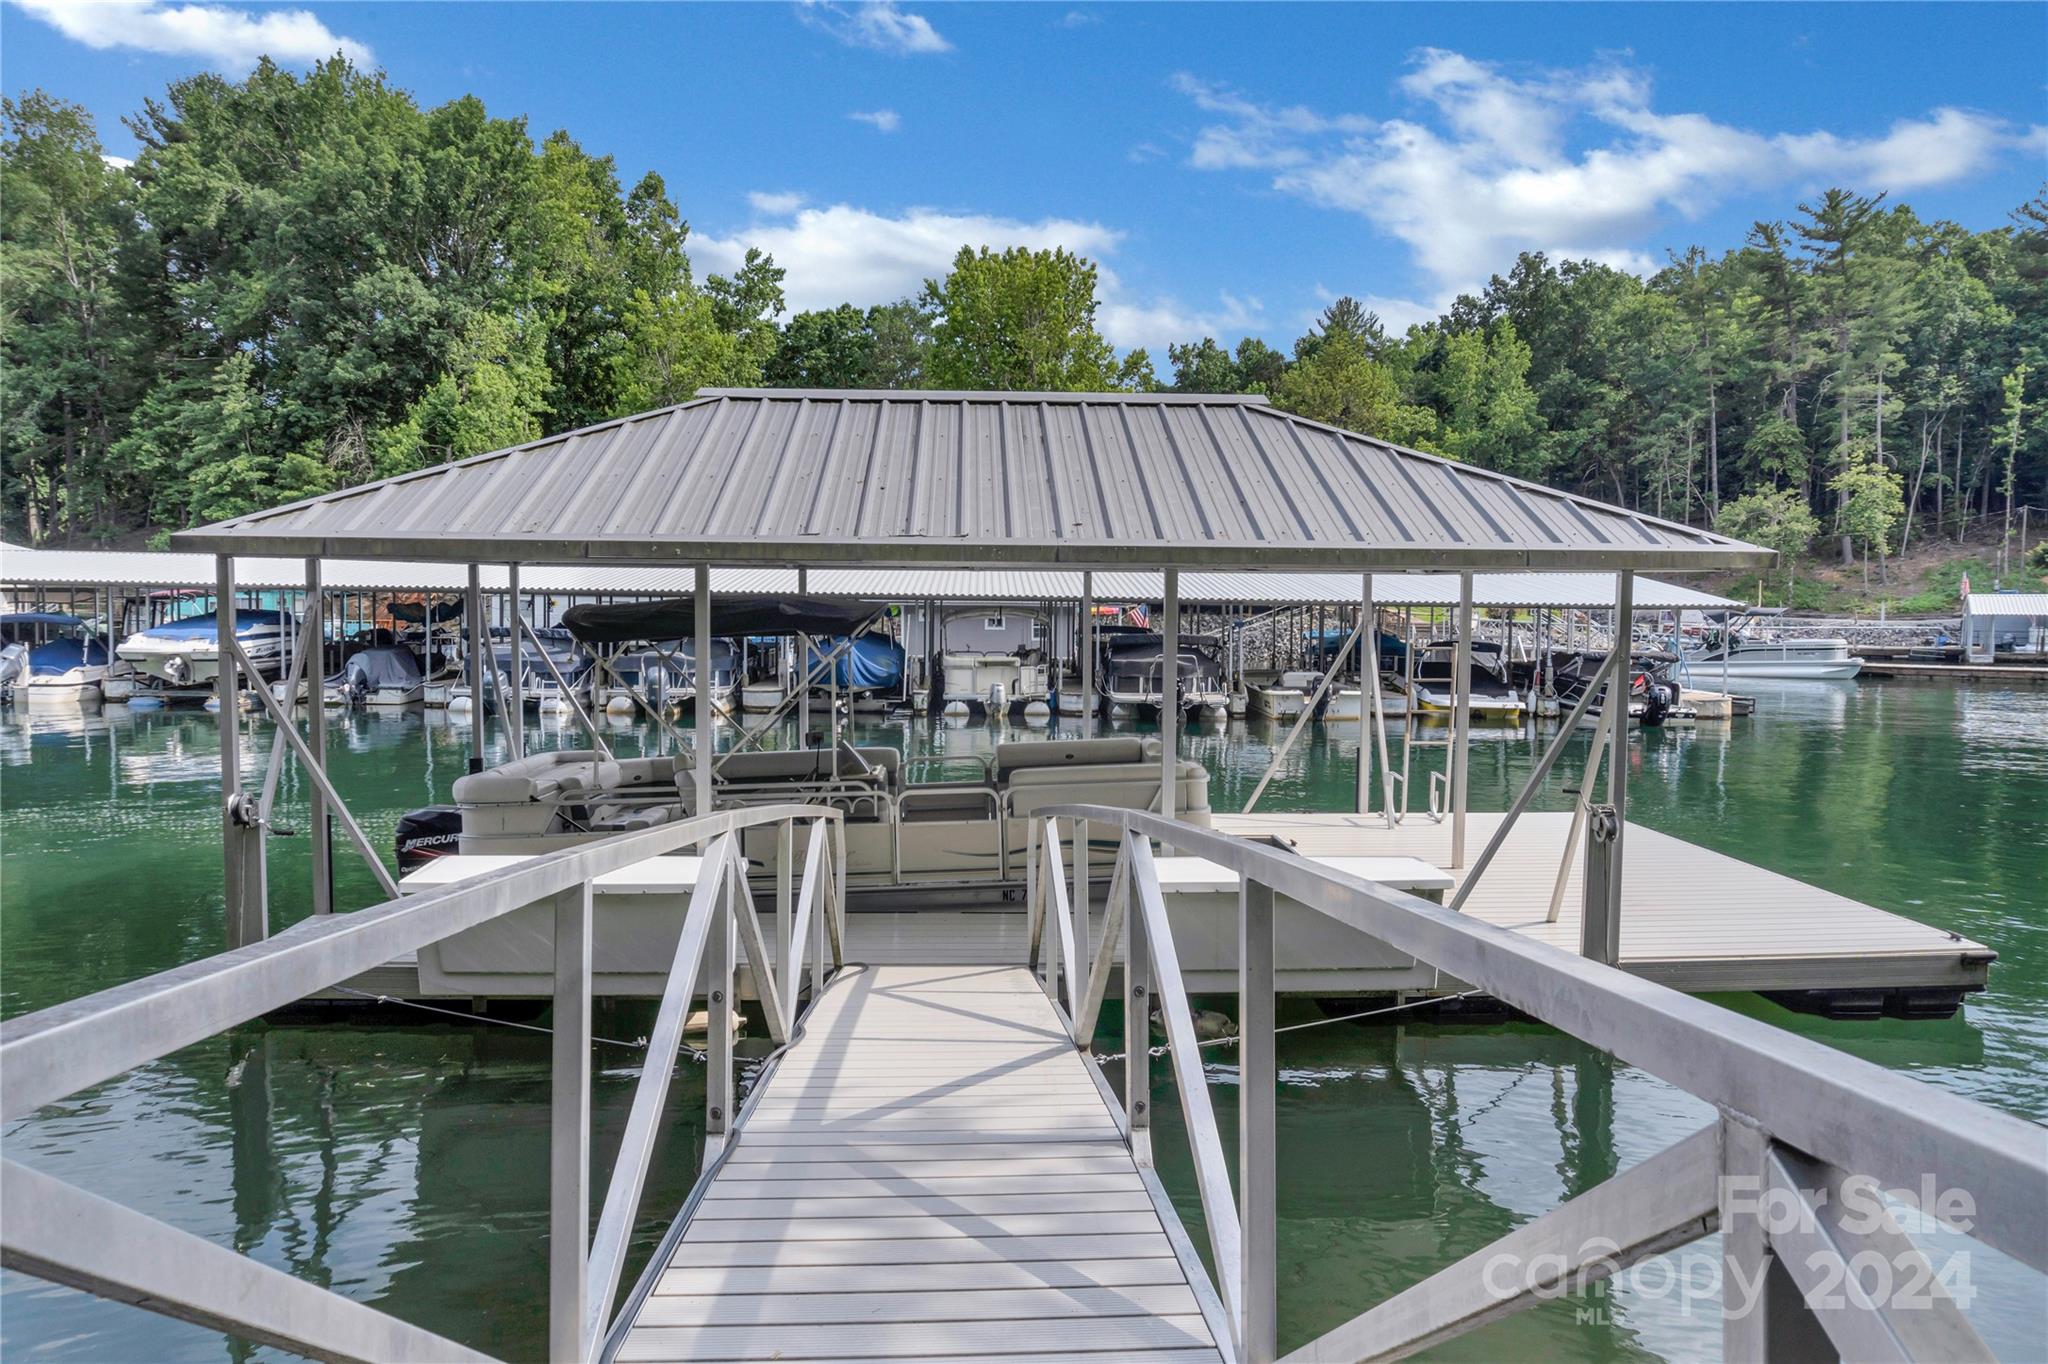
1032 804 2045 1364
0 801 846 1364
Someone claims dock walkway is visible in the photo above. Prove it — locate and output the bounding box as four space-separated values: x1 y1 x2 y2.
613 964 1227 1364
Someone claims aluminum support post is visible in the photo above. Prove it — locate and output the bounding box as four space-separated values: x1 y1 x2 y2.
466 564 487 771
549 881 592 1364
1449 571 1474 866
505 564 524 760
305 559 332 915
694 566 714 817
1239 878 1277 1364
1080 571 1094 736
1161 570 1180 820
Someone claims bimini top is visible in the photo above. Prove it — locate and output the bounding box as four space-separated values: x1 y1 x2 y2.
172 389 1770 572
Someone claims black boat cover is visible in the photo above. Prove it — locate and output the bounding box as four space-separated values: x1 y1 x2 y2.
560 595 881 645
387 598 463 624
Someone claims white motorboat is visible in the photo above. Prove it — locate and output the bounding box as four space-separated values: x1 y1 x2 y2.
1397 640 1527 721
116 609 290 686
1684 615 1861 680
1 613 116 706
1249 674 1309 720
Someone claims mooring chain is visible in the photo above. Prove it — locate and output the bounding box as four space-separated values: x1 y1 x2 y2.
1088 989 1483 1064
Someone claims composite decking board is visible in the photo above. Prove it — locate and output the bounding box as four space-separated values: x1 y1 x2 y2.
660 1232 1181 1269
619 1355 1221 1364
634 1282 1201 1326
724 1138 1130 1155
619 965 1219 1364
704 1174 1146 1198
706 1158 1142 1180
613 1315 1219 1361
654 1257 1189 1295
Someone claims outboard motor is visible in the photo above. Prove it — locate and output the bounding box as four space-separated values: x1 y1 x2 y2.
1637 672 1671 728
395 805 463 871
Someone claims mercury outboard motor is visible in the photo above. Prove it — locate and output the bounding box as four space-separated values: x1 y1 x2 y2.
395 805 462 871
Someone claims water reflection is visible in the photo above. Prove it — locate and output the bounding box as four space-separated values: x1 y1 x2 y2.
2 679 2044 1362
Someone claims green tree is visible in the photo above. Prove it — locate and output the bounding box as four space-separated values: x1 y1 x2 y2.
768 304 879 388
921 246 1141 391
1830 450 1905 586
1274 331 1437 448
1 91 136 541
1717 488 1819 591
1167 337 1240 392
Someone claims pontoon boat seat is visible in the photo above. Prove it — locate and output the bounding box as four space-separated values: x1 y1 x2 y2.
455 750 682 837
993 737 1210 820
992 737 1150 779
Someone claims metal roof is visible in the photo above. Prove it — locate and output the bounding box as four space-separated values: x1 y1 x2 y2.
169 389 1770 572
1 544 1733 608
1963 593 2048 617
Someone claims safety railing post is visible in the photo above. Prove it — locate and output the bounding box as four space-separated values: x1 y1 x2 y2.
1580 805 1622 965
1239 876 1278 1364
705 872 734 1160
1123 828 1152 1163
1072 814 1090 1020
549 880 592 1364
775 820 795 1031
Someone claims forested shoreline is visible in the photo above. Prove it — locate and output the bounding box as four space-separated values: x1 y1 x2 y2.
4 60 2043 593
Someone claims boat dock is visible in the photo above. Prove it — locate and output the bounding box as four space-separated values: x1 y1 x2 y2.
1852 657 2048 684
610 963 1227 1363
1212 812 1993 1001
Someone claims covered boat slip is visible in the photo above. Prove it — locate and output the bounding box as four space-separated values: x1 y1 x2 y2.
12 390 2043 1364
612 964 1227 1364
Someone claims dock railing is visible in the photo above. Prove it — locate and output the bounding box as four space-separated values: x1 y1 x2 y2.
1035 803 2046 1364
0 801 846 1364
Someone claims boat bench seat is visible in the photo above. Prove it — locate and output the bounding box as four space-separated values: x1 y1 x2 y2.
586 803 675 833
993 737 1156 781
711 747 902 792
1006 758 1210 819
454 750 681 805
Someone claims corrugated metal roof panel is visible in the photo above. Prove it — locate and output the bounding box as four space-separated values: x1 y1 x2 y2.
170 390 1769 571
1963 593 2048 617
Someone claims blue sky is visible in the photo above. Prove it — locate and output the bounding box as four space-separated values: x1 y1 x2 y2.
6 2 2045 355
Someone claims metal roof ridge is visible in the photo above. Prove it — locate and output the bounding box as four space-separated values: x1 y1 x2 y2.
695 387 1273 405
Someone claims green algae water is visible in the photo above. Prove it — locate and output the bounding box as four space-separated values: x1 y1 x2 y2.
3 681 2044 1361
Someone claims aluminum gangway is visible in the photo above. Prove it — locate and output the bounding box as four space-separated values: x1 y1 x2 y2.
607 963 1229 1363
4 800 2044 1364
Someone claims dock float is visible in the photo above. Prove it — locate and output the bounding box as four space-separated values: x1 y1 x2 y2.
1852 657 2048 684
612 964 1228 1364
1211 812 1993 1002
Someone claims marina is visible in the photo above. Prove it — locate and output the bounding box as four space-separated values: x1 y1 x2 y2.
3 389 2043 1364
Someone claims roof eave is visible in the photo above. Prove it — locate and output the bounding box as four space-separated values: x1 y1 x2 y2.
168 528 1772 574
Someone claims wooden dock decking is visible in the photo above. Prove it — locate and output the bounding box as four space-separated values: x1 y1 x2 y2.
613 964 1228 1364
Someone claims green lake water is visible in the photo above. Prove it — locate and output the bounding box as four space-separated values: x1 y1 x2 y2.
2 681 2044 1361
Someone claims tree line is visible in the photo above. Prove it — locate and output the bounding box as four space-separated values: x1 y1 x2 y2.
4 59 2043 587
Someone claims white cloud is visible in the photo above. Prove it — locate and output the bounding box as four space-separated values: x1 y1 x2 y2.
1097 290 1265 354
799 1 950 55
1178 48 2037 297
695 203 1122 315
1056 10 1100 28
13 0 372 71
848 109 902 133
747 190 807 215
694 200 1245 352
102 153 134 170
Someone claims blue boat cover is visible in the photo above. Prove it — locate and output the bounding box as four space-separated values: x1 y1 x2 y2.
28 637 109 674
0 612 87 628
809 636 905 691
135 609 289 640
